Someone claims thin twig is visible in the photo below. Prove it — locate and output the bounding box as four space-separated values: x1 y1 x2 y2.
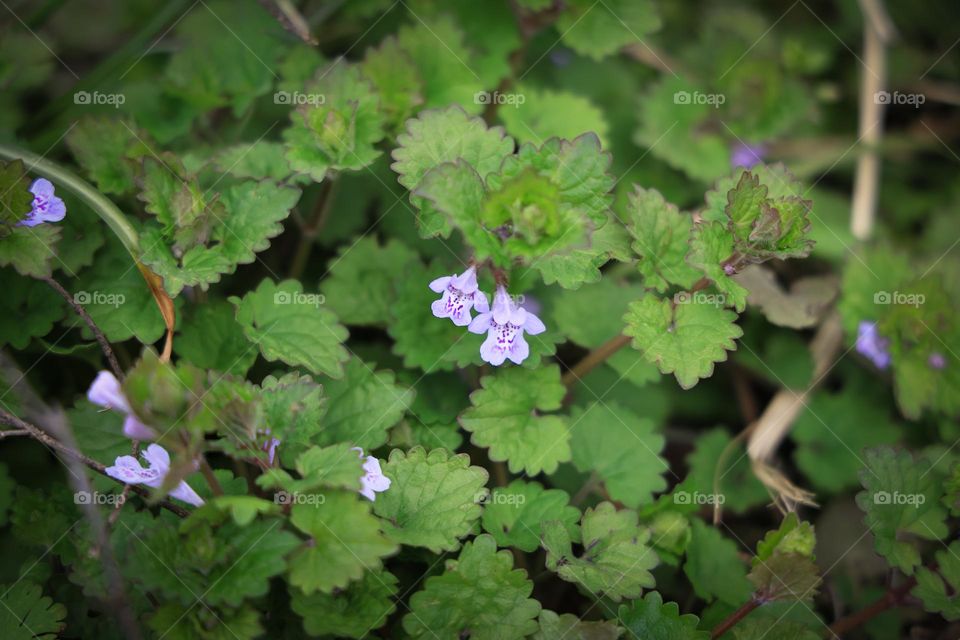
289 177 338 279
42 275 123 379
827 575 917 637
0 409 189 518
711 597 761 639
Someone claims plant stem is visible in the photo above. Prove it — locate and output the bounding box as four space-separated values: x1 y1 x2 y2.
561 334 631 386
0 409 189 518
199 456 224 497
827 575 917 637
43 275 123 379
289 177 337 279
711 598 761 639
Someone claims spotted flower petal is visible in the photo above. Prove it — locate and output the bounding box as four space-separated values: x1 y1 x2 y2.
470 285 545 366
19 178 66 227
429 266 484 326
105 443 204 507
352 447 391 501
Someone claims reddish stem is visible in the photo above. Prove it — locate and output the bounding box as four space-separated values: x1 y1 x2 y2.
711 598 761 639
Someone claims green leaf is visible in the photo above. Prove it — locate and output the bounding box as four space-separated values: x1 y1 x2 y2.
490 134 613 228
315 357 415 450
0 581 66 640
0 224 61 278
260 372 327 456
175 299 256 377
403 534 541 639
147 604 263 640
733 265 837 329
395 16 486 115
732 620 820 640
723 171 814 261
209 496 280 526
320 235 420 325
0 158 36 225
362 36 424 131
618 591 708 640
792 388 901 493
231 279 350 379
284 60 385 181
66 118 154 195
678 428 770 514
414 160 508 264
569 401 668 508
552 279 646 348
258 443 363 494
855 447 948 574
543 502 658 602
289 491 398 594
0 274 63 349
687 221 749 312
748 514 820 603
392 106 514 238
533 609 623 640
164 0 287 114
683 519 752 606
291 570 398 638
213 141 299 183
634 77 728 183
481 480 581 552
143 178 301 296
913 540 960 621
556 0 661 60
623 295 742 389
460 365 571 475
75 240 174 344
373 446 488 552
625 187 701 292
133 517 299 606
534 212 632 289
499 85 610 148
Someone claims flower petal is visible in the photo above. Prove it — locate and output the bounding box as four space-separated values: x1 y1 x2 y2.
524 312 546 335
468 312 492 334
123 414 158 441
428 275 452 293
87 371 130 413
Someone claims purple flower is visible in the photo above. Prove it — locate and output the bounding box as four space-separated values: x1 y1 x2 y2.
468 285 546 366
259 428 281 465
87 371 158 440
730 143 765 169
351 447 390 501
19 178 66 227
429 266 489 327
929 352 947 370
105 444 204 506
856 321 891 370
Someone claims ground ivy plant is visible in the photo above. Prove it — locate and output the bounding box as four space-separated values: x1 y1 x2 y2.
0 1 958 639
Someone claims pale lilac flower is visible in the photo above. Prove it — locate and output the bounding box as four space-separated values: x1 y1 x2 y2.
105 443 204 507
731 142 765 169
351 447 390 501
929 352 947 370
856 321 891 370
429 266 489 327
468 285 546 366
259 428 281 465
19 178 66 227
87 371 158 440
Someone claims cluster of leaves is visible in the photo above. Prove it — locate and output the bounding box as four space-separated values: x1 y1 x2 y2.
1 0 959 639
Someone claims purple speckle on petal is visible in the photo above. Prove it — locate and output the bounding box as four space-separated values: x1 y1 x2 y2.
856 321 891 370
429 266 485 327
929 352 947 370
